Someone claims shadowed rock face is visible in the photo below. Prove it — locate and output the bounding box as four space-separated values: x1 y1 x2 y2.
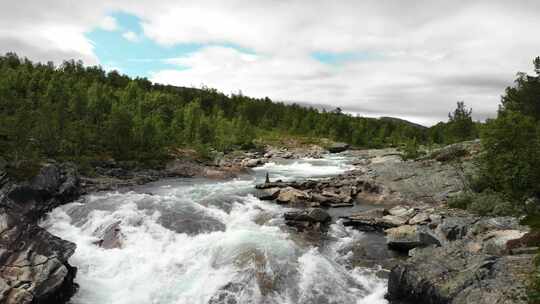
387 241 533 304
0 163 80 304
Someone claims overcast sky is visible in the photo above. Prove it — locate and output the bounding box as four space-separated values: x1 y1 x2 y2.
1 1 539 125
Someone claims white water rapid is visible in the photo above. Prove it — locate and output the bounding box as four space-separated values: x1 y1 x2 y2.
41 154 388 304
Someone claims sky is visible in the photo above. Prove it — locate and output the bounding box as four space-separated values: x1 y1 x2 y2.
1 1 539 125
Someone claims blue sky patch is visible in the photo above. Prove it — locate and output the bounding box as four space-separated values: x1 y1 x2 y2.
312 51 383 65
86 11 254 78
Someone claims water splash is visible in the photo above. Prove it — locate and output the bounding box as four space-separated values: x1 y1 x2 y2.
41 156 387 304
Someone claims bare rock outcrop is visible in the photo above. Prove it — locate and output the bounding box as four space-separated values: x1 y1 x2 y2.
0 163 80 304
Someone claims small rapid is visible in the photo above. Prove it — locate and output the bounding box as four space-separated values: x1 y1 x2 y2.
41 154 387 304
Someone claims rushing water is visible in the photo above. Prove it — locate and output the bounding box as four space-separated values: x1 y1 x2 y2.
42 154 388 304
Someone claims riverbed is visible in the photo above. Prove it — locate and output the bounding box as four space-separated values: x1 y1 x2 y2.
41 153 388 304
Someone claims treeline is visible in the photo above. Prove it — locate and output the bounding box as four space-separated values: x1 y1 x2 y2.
1 52 456 166
446 56 540 221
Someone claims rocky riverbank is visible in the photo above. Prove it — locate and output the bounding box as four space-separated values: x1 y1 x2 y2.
254 140 535 304
0 143 329 304
0 163 80 303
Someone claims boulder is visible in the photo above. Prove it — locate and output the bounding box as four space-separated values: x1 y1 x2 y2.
276 187 310 205
0 211 78 304
408 212 430 225
380 215 409 227
387 206 416 218
257 188 281 201
93 221 124 249
328 142 349 153
385 225 441 252
0 163 81 304
387 240 533 304
284 208 331 223
437 216 477 242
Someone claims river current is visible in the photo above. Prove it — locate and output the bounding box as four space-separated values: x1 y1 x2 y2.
41 154 388 304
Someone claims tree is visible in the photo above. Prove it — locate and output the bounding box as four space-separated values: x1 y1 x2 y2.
447 101 475 142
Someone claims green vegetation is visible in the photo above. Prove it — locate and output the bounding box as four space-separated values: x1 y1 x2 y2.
0 53 437 169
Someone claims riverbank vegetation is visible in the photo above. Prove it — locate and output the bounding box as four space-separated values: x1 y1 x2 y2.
0 52 469 170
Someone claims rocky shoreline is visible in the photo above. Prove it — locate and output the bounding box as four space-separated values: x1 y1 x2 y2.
0 141 535 303
254 141 534 304
0 144 327 303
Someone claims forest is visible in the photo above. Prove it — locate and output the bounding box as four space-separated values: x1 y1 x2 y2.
0 52 475 168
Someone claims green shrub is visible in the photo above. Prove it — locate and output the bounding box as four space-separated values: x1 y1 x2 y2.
448 192 474 210
448 190 515 216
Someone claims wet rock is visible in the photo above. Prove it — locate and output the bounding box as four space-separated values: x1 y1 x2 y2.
0 211 77 304
0 163 80 304
328 142 349 153
257 188 280 201
284 208 331 224
242 158 264 168
93 221 124 249
276 187 310 205
342 208 400 231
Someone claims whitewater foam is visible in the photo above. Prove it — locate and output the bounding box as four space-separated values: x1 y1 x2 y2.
41 155 387 304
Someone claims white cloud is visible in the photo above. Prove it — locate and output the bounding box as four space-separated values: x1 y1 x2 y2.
2 0 540 125
122 31 139 42
99 15 118 31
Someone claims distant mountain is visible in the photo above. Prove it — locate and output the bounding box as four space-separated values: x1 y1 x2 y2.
379 116 427 129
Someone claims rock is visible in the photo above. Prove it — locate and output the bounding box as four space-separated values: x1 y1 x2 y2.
342 208 402 231
437 216 477 241
284 208 330 233
93 221 124 249
380 215 409 226
257 188 280 200
284 208 331 223
243 158 263 168
481 230 527 255
387 206 416 218
0 163 81 304
328 142 349 153
0 211 78 304
276 187 310 205
165 160 204 177
408 212 430 225
387 240 533 304
385 225 441 252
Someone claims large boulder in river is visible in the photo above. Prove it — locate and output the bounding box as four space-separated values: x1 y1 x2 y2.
328 142 349 153
276 187 310 205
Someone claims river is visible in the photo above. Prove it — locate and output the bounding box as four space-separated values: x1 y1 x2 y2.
41 153 388 304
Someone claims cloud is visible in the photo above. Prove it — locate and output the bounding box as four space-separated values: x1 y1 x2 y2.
99 16 118 31
122 31 139 42
2 0 540 125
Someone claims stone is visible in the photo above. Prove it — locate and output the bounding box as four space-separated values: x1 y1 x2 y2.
328 142 349 153
284 208 331 223
437 216 477 241
380 215 409 226
258 188 280 200
408 212 430 225
276 187 310 205
481 230 528 255
387 240 532 304
93 221 124 249
387 206 416 218
385 225 441 252
0 163 81 304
